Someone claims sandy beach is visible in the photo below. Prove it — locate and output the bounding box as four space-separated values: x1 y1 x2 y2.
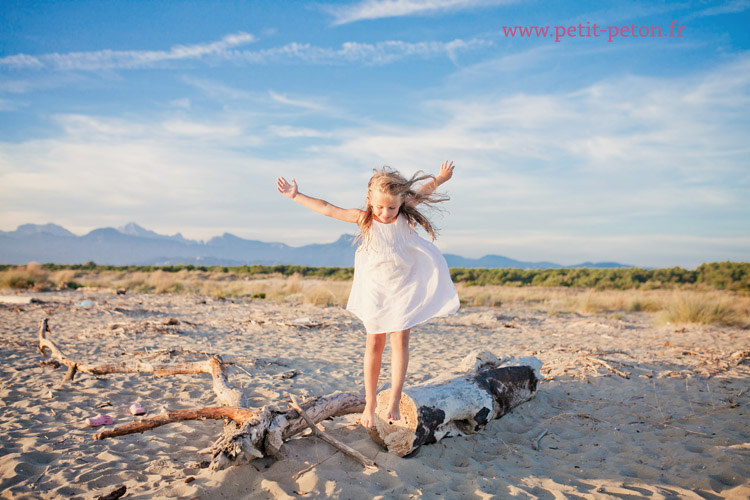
1 289 748 499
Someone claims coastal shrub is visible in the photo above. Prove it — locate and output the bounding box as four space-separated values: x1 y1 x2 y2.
0 263 52 290
658 292 744 327
20 262 748 292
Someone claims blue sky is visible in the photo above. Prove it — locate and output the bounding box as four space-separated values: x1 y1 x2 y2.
1 0 748 268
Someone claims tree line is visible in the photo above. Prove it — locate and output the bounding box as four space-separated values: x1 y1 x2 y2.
2 261 747 292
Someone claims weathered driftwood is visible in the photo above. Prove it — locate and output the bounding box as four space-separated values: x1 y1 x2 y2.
37 321 540 470
94 407 258 440
368 350 541 457
36 318 370 469
289 394 377 470
38 319 241 405
208 391 367 470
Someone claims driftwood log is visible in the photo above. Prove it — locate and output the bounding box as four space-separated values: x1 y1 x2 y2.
207 391 367 469
368 351 541 457
37 319 541 469
36 319 372 469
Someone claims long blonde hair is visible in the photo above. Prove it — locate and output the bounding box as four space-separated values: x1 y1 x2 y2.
357 166 449 246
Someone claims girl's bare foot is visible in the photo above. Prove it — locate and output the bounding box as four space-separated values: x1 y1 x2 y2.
385 401 401 421
360 403 376 428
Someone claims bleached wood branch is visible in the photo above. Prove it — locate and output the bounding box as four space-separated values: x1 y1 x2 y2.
37 319 241 406
289 394 376 470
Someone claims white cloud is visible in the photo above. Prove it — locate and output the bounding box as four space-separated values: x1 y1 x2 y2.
162 120 244 137
269 125 332 138
0 32 257 71
169 98 191 109
234 37 492 65
0 98 24 111
0 113 279 240
181 76 258 101
323 0 515 25
686 0 750 20
1 33 491 76
0 54 45 69
1 48 747 266
268 91 329 111
300 53 749 266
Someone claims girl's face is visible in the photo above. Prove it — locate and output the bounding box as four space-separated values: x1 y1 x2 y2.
368 191 401 224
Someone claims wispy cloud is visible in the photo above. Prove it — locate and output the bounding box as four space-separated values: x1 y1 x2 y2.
686 0 750 20
0 32 257 71
268 125 333 138
161 120 244 137
1 33 491 73
0 113 277 239
0 98 24 111
308 53 750 262
323 0 515 25
234 37 492 65
268 91 329 111
2 45 747 266
181 76 258 101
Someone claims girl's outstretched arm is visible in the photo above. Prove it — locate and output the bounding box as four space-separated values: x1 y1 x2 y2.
276 177 363 223
413 160 455 199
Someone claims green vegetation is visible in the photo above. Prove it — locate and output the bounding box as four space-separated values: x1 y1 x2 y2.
21 262 355 281
2 261 748 327
1 261 747 293
450 262 750 292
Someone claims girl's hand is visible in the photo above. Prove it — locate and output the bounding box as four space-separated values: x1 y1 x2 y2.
276 177 298 199
437 160 454 183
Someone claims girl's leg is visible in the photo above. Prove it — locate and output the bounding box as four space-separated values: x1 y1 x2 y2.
362 333 386 428
386 329 410 421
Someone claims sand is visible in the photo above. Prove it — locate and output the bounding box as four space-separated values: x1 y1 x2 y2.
0 289 748 499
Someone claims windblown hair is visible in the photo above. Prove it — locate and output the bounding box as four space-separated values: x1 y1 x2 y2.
357 166 449 247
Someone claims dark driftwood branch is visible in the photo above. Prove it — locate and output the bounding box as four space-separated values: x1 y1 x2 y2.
94 407 258 440
96 485 127 500
289 394 377 470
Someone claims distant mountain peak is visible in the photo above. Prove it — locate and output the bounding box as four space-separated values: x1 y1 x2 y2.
117 222 158 237
117 222 187 242
0 221 631 269
13 223 75 238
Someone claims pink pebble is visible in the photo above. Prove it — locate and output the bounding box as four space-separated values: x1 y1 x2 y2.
129 403 146 415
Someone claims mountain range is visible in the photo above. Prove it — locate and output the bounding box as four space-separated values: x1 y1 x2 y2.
0 223 629 269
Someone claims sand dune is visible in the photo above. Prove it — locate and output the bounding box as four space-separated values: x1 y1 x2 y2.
1 290 748 499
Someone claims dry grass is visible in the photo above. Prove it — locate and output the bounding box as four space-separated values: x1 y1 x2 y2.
0 263 53 290
455 284 749 327
1 266 747 326
657 292 746 327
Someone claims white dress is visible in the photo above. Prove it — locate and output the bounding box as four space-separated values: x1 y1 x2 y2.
346 214 460 333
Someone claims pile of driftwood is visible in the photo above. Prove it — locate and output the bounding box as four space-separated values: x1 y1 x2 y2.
37 318 540 470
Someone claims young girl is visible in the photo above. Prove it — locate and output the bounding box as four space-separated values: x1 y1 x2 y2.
276 161 459 428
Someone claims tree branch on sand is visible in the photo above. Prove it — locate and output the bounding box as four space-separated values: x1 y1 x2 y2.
36 319 541 470
38 318 241 404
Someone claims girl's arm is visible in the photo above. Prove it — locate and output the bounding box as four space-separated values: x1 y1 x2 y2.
411 160 455 201
277 177 363 223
